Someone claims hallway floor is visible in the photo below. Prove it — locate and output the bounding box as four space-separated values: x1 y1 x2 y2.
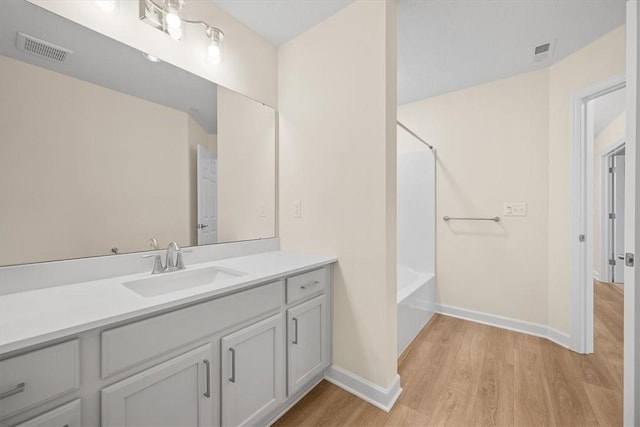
274 281 623 426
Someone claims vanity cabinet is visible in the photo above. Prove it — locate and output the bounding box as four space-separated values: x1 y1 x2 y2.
0 263 333 427
287 294 330 396
101 344 214 427
221 314 285 427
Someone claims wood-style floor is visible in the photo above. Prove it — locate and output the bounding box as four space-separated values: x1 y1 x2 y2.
274 281 624 426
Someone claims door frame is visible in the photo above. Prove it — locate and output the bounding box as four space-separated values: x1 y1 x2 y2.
598 139 626 283
624 1 639 424
570 73 625 354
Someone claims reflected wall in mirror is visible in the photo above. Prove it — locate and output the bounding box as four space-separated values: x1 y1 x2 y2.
0 0 276 266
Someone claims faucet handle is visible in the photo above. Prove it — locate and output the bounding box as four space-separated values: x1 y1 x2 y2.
175 249 192 270
142 253 165 274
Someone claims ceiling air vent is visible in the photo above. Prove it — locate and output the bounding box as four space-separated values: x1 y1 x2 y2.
16 32 73 63
532 40 555 63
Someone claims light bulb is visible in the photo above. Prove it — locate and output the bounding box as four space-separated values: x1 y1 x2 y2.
165 5 181 29
167 25 183 40
205 27 224 65
95 0 116 12
207 44 221 61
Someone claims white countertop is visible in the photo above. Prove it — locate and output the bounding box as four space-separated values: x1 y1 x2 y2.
0 251 336 355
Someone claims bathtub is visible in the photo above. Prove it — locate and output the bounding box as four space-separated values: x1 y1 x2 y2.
397 264 436 356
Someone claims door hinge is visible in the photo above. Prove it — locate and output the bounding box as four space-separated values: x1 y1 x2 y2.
609 167 616 173
626 253 635 267
579 234 585 242
609 259 616 266
609 213 616 220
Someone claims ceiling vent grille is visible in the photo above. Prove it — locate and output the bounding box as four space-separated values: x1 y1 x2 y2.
16 32 73 63
532 40 555 62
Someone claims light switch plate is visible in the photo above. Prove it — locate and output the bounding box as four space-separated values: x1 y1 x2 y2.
504 202 527 217
293 200 302 218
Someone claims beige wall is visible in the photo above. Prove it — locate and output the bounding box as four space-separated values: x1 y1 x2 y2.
278 0 398 388
594 113 626 278
0 55 192 264
28 0 278 107
217 87 276 242
547 26 626 333
399 69 551 324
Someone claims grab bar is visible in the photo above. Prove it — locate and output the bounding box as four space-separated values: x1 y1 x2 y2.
443 216 500 222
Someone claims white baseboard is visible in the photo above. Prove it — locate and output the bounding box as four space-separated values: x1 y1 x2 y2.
593 270 600 281
324 365 402 412
435 303 571 349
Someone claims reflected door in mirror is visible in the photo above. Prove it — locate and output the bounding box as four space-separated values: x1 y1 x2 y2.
197 145 217 245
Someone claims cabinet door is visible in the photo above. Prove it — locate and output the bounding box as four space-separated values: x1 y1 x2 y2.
101 344 213 427
287 294 329 395
14 399 81 427
221 314 284 427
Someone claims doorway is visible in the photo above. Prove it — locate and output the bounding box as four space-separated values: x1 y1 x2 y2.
599 142 626 286
570 75 625 355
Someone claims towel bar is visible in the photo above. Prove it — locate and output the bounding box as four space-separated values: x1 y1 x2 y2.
443 216 500 222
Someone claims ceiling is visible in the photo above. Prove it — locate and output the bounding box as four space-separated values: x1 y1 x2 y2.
0 0 218 133
212 0 354 46
593 88 626 136
213 0 626 105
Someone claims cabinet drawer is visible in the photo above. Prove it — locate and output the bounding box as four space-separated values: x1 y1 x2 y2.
102 281 282 378
286 269 327 305
0 340 80 419
14 399 81 427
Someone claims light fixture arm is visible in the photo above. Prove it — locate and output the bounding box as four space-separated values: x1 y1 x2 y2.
142 0 223 38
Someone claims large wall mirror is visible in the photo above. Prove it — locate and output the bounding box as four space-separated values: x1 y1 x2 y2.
0 0 277 266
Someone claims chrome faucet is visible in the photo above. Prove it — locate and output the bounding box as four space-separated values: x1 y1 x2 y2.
165 241 181 271
141 241 191 274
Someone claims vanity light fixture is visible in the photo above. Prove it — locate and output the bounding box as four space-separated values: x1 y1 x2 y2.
140 0 225 64
94 0 118 13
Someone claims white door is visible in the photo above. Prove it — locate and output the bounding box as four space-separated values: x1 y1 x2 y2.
101 345 214 427
197 145 217 245
221 314 285 427
624 1 639 425
612 152 625 282
287 294 329 396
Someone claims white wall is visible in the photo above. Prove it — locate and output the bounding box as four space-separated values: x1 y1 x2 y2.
217 86 276 243
27 0 278 107
399 69 550 325
547 25 626 333
278 0 398 388
593 112 626 279
397 147 435 275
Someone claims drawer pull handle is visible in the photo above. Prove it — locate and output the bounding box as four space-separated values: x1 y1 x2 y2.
229 347 236 383
0 382 25 399
293 318 299 344
203 359 211 398
300 280 320 290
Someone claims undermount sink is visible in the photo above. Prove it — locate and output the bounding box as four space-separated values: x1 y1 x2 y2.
123 266 246 298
